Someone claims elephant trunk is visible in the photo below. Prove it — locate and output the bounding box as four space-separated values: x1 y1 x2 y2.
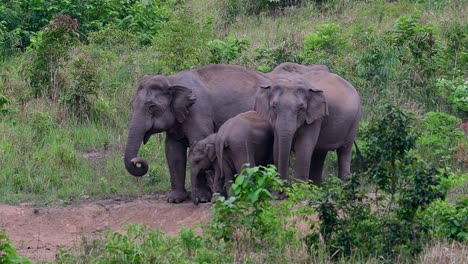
124 118 149 177
274 113 296 182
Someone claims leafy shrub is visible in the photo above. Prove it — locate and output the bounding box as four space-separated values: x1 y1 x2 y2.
117 0 174 45
0 230 31 264
29 15 80 100
353 27 399 87
254 40 302 72
210 165 284 242
152 6 212 74
56 224 228 263
61 55 98 122
302 23 346 66
416 111 464 166
29 111 56 143
390 14 437 62
436 78 468 115
306 106 449 260
303 23 345 55
88 24 138 47
421 196 468 242
0 0 177 49
208 37 250 64
0 94 16 119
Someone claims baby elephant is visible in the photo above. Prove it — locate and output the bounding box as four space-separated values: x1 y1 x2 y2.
188 111 274 204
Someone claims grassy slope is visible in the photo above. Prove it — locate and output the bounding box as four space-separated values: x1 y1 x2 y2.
0 0 466 205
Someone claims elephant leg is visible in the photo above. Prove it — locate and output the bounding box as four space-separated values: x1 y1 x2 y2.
337 143 353 179
309 151 327 185
165 135 189 203
293 122 321 182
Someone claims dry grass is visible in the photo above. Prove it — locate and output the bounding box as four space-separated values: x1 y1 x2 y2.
418 241 468 264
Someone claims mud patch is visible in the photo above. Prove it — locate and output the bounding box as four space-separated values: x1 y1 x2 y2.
0 195 211 262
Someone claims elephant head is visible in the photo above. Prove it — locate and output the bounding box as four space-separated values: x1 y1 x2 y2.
255 74 328 180
124 75 196 177
188 135 217 202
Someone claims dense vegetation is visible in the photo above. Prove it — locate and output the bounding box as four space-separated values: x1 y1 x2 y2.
0 0 467 262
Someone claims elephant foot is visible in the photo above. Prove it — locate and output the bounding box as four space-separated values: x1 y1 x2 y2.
191 187 213 205
166 189 189 204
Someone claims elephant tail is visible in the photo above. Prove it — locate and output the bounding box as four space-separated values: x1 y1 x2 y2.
353 141 364 167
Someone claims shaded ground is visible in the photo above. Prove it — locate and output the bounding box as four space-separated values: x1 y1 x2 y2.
0 195 211 262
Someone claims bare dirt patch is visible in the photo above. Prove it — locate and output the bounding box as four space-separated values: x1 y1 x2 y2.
0 195 211 262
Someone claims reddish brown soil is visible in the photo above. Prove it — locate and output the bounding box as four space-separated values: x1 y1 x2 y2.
0 195 211 262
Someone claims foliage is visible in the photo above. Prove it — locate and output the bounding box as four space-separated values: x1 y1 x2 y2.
0 94 16 118
61 55 99 123
207 37 250 64
28 15 80 100
302 23 346 66
0 0 177 50
306 106 450 260
416 111 464 166
353 27 399 87
438 22 468 78
420 196 468 242
55 224 228 263
0 230 31 264
210 165 284 242
221 0 304 20
437 78 468 115
254 40 302 72
152 6 212 74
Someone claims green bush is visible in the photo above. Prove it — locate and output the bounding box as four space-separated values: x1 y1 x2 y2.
353 27 399 87
254 40 302 72
0 230 31 264
207 36 250 64
302 23 346 66
210 165 284 242
152 6 212 74
28 15 80 100
421 196 468 242
307 106 450 260
416 111 464 166
61 55 99 123
0 0 177 49
437 78 468 115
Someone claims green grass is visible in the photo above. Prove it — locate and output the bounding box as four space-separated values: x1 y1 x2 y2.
0 0 466 205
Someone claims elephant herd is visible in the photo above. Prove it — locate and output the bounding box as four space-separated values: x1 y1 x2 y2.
124 63 361 204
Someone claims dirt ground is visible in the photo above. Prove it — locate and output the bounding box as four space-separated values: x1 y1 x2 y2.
0 194 212 262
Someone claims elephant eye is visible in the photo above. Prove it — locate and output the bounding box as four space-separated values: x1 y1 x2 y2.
271 102 278 112
148 104 161 114
297 104 305 111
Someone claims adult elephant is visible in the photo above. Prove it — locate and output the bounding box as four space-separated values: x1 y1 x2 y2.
268 62 330 75
256 64 361 185
124 64 270 203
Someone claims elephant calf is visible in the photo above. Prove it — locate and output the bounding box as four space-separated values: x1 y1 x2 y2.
188 111 274 204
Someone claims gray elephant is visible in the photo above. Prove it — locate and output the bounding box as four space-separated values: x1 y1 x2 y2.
256 64 361 185
124 64 270 203
188 111 274 204
268 62 330 75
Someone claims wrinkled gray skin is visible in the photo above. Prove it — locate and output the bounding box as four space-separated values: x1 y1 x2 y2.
268 62 330 75
124 64 270 203
257 63 361 185
188 111 274 204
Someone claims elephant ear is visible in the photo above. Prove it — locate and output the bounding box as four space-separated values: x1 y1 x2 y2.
169 85 196 123
205 143 216 162
254 81 272 121
306 86 328 124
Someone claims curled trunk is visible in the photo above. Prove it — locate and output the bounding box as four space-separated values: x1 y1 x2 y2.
124 118 149 177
